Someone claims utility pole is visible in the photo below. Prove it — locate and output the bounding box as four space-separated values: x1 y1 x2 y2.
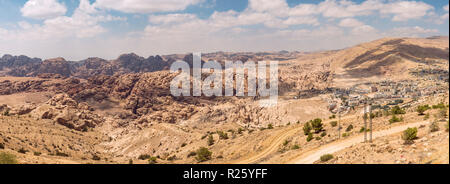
338 106 341 139
363 102 367 143
369 101 373 142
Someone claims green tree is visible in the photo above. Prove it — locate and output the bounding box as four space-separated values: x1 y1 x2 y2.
416 105 429 116
311 118 323 133
402 127 417 144
303 122 312 135
391 106 406 115
195 147 212 162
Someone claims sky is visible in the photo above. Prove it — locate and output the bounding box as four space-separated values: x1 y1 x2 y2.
0 0 449 60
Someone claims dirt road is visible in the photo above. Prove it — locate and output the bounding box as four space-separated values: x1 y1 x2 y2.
289 121 430 164
230 115 357 164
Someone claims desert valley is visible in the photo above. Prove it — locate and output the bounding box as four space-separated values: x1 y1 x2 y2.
0 36 449 164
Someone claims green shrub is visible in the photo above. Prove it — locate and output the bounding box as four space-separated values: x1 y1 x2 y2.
303 122 312 135
267 124 273 129
306 133 313 142
0 152 18 164
342 133 349 137
18 148 28 154
359 127 365 133
187 151 197 158
33 152 41 156
195 147 212 162
291 145 300 150
330 121 338 127
237 128 244 134
217 131 228 140
207 135 214 146
148 157 157 164
320 132 327 137
3 110 9 116
315 137 321 141
329 115 336 119
391 106 406 115
345 124 353 132
283 140 290 146
432 103 446 109
429 122 439 132
55 151 69 157
389 115 403 124
417 105 429 116
92 155 101 161
138 154 151 160
402 127 417 144
320 154 333 162
0 143 4 149
311 118 323 133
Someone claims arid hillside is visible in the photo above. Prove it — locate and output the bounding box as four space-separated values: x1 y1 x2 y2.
1 37 448 164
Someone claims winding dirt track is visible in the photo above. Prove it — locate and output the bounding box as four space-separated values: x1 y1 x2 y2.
230 119 429 164
289 121 430 164
230 115 356 164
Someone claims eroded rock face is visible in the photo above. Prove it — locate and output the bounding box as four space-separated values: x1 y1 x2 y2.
31 94 103 131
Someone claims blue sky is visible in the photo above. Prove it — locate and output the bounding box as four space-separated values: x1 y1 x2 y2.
0 0 449 60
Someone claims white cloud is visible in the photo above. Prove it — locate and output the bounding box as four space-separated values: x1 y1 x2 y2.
2 0 124 41
380 1 433 21
94 0 203 13
149 14 198 25
21 0 67 19
339 18 364 27
389 26 439 37
442 4 449 20
351 25 376 35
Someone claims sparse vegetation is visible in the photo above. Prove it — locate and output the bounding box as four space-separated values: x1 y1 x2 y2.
55 151 69 157
283 140 290 146
311 118 323 133
320 132 326 137
389 115 403 124
195 147 212 162
330 121 338 127
0 152 18 164
187 151 197 158
329 115 336 119
306 133 313 142
148 156 157 164
429 122 439 132
291 145 300 150
267 124 273 129
33 152 41 156
342 133 349 137
0 143 4 149
18 148 28 154
438 108 448 119
320 154 333 162
303 122 312 135
237 128 244 134
416 105 430 116
92 155 101 161
207 135 214 146
217 131 228 140
391 106 406 115
345 124 353 132
402 127 417 144
138 154 151 160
